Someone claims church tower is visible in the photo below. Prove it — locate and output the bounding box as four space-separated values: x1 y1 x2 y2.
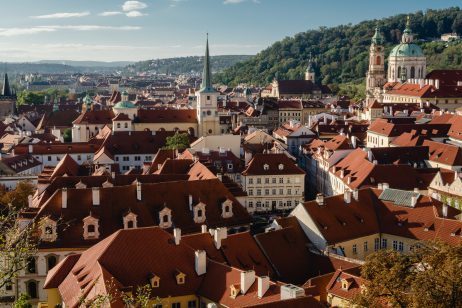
196 34 220 137
366 27 386 99
2 73 12 97
305 54 316 82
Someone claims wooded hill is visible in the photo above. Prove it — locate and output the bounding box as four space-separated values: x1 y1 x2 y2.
215 7 462 87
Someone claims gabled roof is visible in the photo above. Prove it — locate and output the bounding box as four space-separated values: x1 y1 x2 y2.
72 110 115 125
242 153 305 176
423 140 462 166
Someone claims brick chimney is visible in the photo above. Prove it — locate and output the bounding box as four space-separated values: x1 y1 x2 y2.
240 270 256 295
174 228 181 245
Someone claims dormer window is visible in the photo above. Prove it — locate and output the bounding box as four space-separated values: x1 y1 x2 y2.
123 211 138 229
193 202 206 224
341 278 353 291
263 164 269 171
83 215 100 240
159 207 172 229
222 199 233 219
278 164 284 170
230 284 240 299
149 274 160 288
175 270 186 285
75 181 87 189
40 217 57 242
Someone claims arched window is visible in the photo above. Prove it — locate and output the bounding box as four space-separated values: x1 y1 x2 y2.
375 56 381 65
162 215 169 223
397 66 401 79
197 209 203 217
127 220 134 229
117 123 121 129
124 122 128 129
87 225 95 233
410 67 415 78
26 280 38 299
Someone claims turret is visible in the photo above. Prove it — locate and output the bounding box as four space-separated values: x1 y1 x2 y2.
305 53 316 82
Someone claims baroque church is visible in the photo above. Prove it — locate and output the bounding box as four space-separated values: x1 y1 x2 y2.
366 16 427 104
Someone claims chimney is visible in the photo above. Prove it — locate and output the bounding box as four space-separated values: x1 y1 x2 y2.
316 193 324 206
351 136 357 149
411 196 418 207
92 187 100 206
378 183 383 190
240 270 256 295
136 181 142 201
435 79 440 89
214 227 228 249
382 183 389 190
62 188 68 208
189 194 193 210
111 172 116 179
28 144 33 154
28 195 33 208
352 189 359 201
174 228 181 245
340 169 345 178
414 188 419 193
201 224 207 234
373 160 378 165
257 276 270 298
442 203 448 218
195 250 207 276
367 150 373 162
217 173 223 181
344 190 351 204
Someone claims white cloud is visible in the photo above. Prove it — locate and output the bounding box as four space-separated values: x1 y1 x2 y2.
0 25 141 37
0 27 57 37
42 25 142 31
31 12 90 19
122 1 148 12
223 0 260 4
98 11 123 17
125 11 146 17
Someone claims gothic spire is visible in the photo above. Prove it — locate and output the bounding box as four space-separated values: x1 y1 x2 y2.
200 33 214 93
2 72 11 97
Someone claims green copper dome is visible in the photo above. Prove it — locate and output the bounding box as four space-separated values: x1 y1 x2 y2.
389 43 424 57
372 27 384 45
83 94 92 106
114 101 136 109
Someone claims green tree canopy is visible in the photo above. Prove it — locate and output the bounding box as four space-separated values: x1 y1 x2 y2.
163 132 190 151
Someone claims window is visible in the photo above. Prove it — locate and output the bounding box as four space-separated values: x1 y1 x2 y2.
47 255 58 272
77 155 81 161
257 178 261 184
272 189 276 195
134 156 141 161
263 164 269 171
287 201 292 207
123 156 129 161
127 220 134 229
265 178 269 184
88 225 95 233
265 189 269 195
382 239 387 249
374 238 380 251
172 303 181 308
279 178 283 184
272 178 276 184
5 280 12 291
145 156 152 161
248 189 253 196
398 241 404 252
393 240 398 251
256 201 261 208
47 156 52 161
257 189 261 196
163 215 169 223
124 123 128 129
26 280 38 299
364 241 368 252
352 244 357 255
197 209 203 217
26 257 36 274
248 201 253 208
279 189 283 195
287 189 292 195
188 300 197 308
117 123 121 129
248 178 253 184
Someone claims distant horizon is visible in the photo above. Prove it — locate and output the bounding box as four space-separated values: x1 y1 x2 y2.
0 1 460 62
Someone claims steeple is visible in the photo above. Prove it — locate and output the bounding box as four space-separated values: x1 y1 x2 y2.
53 97 59 112
200 34 214 93
401 15 414 43
2 73 11 97
372 27 384 45
305 53 316 82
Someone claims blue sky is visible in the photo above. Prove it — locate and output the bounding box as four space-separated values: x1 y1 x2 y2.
0 0 460 62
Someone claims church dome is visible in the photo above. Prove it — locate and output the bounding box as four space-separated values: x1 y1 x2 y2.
389 43 424 58
114 101 136 109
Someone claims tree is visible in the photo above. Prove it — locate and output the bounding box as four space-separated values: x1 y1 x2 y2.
13 294 32 308
164 132 190 151
354 241 462 308
63 128 72 143
0 182 40 290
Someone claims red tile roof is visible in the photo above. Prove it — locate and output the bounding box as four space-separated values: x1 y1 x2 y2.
242 153 305 176
136 109 197 124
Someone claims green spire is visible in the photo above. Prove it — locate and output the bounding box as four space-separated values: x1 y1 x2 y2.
200 33 214 93
372 27 384 45
306 53 315 73
404 15 411 33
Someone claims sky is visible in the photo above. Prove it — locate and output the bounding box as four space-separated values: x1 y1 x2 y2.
0 0 460 62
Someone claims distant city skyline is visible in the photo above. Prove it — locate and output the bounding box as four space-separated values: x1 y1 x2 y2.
0 0 460 62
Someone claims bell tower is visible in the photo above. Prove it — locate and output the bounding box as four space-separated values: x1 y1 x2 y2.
366 27 386 101
196 34 220 137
